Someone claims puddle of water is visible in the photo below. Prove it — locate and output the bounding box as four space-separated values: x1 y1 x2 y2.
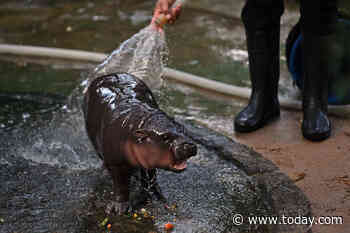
1 0 329 101
0 0 296 91
0 93 61 131
0 60 82 96
0 60 83 131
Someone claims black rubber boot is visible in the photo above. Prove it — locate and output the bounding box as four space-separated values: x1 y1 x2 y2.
234 26 281 133
301 32 333 141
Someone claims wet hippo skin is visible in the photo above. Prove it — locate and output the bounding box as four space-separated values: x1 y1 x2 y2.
83 73 197 214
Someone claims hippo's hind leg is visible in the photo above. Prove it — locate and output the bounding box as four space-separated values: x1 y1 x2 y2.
105 165 132 215
141 169 166 203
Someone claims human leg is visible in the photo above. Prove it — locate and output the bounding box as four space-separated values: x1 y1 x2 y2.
300 0 338 141
234 0 284 132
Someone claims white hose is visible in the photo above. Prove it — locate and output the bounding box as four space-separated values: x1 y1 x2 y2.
0 44 106 62
0 43 349 117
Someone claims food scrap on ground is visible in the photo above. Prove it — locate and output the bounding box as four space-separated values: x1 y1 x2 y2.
100 217 109 227
164 222 174 231
164 203 177 211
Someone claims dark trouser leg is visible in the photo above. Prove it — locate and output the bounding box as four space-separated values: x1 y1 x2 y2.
300 0 338 141
234 0 284 132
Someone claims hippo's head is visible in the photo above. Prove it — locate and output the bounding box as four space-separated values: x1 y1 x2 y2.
131 129 197 172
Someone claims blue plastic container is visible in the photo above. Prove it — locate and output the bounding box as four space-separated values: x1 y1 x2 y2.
286 18 350 105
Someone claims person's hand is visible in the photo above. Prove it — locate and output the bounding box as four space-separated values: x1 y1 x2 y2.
151 0 182 31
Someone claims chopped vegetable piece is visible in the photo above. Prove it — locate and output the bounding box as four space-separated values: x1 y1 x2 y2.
165 222 174 231
100 217 109 227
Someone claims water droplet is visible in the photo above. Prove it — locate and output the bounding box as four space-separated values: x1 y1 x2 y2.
92 15 109 21
189 60 199 65
66 26 72 32
22 113 30 119
77 8 85 13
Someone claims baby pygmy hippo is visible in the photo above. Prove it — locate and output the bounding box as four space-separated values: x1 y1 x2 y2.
83 73 197 214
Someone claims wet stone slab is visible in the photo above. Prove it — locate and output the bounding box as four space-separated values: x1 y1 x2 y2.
0 108 310 233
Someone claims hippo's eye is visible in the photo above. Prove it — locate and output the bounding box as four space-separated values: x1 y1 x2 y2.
161 133 176 144
162 134 171 142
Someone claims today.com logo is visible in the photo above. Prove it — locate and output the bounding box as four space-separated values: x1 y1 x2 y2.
232 214 343 227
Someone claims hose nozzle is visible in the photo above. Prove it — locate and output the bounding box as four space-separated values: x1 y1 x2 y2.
154 0 185 28
155 14 168 28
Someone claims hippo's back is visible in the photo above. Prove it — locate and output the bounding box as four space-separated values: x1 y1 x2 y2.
83 73 159 157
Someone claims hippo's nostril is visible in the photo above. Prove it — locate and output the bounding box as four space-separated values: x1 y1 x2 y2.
175 143 197 160
184 143 197 155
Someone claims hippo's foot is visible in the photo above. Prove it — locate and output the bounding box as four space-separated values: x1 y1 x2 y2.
131 188 167 209
105 201 130 215
131 191 149 209
149 186 166 203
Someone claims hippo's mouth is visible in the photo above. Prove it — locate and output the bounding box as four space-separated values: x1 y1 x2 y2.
170 160 187 171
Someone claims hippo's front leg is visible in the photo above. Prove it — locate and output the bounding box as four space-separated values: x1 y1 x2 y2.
105 165 132 215
141 169 166 203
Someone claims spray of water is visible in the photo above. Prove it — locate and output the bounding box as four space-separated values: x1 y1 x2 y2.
84 0 186 91
87 25 168 90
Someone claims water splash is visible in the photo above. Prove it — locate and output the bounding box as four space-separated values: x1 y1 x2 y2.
20 25 169 171
87 25 168 90
8 106 103 170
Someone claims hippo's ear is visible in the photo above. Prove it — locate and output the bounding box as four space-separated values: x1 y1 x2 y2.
133 129 149 143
